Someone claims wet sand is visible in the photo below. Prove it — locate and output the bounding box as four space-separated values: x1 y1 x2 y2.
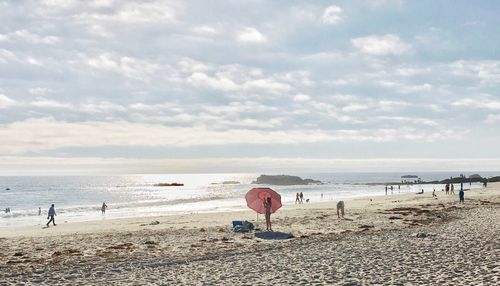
1 183 499 285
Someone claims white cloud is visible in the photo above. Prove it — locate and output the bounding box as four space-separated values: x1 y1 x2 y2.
342 103 369 113
379 80 432 94
0 49 18 63
178 57 212 73
450 60 500 83
193 25 219 35
237 27 267 43
76 1 179 24
452 96 500 110
375 116 438 127
84 53 161 81
29 88 51 96
0 118 457 155
30 98 74 109
79 101 126 113
485 114 500 124
1 156 498 175
322 5 343 24
293 94 311 102
352 34 411 56
0 30 59 45
0 94 16 108
189 72 239 91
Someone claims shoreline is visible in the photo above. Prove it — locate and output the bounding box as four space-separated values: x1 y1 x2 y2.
0 181 485 233
1 183 499 284
0 183 495 238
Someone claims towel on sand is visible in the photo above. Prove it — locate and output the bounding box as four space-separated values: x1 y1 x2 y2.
255 231 293 240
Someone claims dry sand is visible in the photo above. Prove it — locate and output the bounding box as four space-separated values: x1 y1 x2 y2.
1 183 499 285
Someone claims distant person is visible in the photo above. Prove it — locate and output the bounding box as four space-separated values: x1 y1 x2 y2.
432 189 437 197
46 204 56 227
417 189 424 195
337 200 345 219
450 184 455 195
101 202 108 215
295 193 300 204
321 193 323 200
459 189 465 203
299 192 304 204
385 186 388 195
38 207 41 216
445 184 449 195
264 197 272 231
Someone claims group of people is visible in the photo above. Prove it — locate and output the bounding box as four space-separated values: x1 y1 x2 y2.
418 183 466 203
385 185 401 195
444 183 455 195
295 192 305 204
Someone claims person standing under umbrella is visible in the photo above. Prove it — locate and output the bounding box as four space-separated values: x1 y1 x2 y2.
264 197 273 231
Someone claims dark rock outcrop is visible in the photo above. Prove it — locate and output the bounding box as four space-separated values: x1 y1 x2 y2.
252 175 322 185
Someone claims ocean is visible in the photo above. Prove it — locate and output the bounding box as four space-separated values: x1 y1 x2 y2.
0 172 494 228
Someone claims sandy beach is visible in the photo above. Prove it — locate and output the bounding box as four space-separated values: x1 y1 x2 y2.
1 183 499 285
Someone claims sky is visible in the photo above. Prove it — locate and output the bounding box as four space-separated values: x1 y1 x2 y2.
1 0 500 175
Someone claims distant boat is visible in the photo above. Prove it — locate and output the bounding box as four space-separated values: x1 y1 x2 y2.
5 188 10 190
401 175 418 178
154 183 184 187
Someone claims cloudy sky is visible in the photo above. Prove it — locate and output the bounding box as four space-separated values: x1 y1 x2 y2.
1 0 499 174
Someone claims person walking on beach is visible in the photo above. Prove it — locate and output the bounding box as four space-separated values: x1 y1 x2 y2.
450 184 455 195
385 186 388 195
46 204 56 227
445 184 449 195
264 197 273 231
38 207 41 216
459 189 465 203
299 192 304 204
337 200 345 219
295 193 300 204
101 202 107 215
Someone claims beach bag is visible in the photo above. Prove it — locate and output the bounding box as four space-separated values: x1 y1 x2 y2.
232 220 254 232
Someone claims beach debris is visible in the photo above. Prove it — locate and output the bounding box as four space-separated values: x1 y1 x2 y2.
199 227 206 232
149 220 160 225
107 243 133 250
414 232 436 239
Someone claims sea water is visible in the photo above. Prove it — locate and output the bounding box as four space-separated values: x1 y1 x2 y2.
0 172 493 228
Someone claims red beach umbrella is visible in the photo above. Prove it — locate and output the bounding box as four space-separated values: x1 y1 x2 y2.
245 187 282 214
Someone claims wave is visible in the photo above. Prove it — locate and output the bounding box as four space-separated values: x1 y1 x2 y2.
0 195 232 219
